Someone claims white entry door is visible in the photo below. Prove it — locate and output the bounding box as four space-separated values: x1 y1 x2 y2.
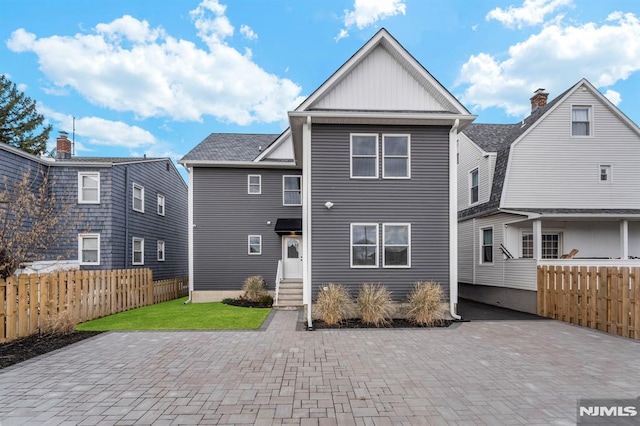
283 236 303 279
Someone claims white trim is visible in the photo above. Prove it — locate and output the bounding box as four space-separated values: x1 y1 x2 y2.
187 167 194 299
469 167 479 205
77 172 100 204
282 175 302 206
570 104 593 138
350 133 379 179
157 240 165 262
350 223 379 268
248 235 262 255
179 160 298 168
479 226 494 265
78 233 100 265
382 134 411 179
157 193 165 216
598 164 612 183
132 183 144 213
132 237 144 265
254 128 291 162
382 223 411 268
449 120 460 318
302 117 313 327
248 174 262 194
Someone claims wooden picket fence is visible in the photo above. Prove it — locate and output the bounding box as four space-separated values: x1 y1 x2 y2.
537 265 640 340
0 269 188 343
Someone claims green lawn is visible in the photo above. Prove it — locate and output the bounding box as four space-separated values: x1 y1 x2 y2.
76 297 271 331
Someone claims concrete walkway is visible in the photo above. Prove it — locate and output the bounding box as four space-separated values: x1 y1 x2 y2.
0 311 639 425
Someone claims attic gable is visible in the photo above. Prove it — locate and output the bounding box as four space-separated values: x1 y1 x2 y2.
296 29 469 115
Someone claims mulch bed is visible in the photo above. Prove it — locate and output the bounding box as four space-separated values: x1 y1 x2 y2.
0 331 102 370
311 318 455 329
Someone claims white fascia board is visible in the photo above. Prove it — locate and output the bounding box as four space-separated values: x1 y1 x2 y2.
499 208 640 219
289 110 476 125
178 160 299 168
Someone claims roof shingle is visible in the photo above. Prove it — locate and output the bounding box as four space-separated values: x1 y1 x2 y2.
180 133 279 162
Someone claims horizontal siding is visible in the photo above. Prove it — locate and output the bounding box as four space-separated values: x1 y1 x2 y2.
457 134 492 210
310 124 450 300
504 88 640 209
193 168 301 291
458 219 474 282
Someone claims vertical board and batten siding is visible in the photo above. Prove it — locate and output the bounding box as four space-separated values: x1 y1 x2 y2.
456 133 493 210
310 124 450 300
503 88 640 209
193 168 301 291
111 160 188 280
312 45 447 112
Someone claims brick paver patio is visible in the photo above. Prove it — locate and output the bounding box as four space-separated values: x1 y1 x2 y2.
0 310 639 425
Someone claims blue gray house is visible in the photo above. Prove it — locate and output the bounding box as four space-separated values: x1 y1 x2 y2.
0 135 188 280
180 29 476 324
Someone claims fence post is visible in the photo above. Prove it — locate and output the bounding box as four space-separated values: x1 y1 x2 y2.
148 269 154 305
0 278 7 342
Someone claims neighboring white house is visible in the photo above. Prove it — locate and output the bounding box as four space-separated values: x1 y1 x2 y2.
457 80 640 313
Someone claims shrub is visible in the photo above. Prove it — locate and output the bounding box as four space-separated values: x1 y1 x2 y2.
406 281 447 326
315 283 353 325
43 309 78 335
258 294 274 307
357 283 394 326
242 275 267 302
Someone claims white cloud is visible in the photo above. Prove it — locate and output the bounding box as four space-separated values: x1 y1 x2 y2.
486 0 574 29
7 0 303 125
337 0 406 41
457 12 640 117
240 25 257 41
39 105 156 148
603 89 621 106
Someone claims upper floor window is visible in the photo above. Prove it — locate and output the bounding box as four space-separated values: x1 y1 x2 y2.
132 183 144 213
599 165 611 183
157 194 165 216
382 135 410 178
157 240 165 261
78 234 100 265
248 174 261 194
351 223 379 268
283 176 302 206
78 172 100 204
248 235 262 255
470 168 479 204
481 228 493 264
132 237 144 265
572 106 591 136
351 134 378 178
383 224 411 268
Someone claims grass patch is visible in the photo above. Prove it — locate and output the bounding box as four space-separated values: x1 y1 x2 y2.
76 297 271 331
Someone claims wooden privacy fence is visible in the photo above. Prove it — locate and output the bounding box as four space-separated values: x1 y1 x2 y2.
538 265 640 340
0 270 188 343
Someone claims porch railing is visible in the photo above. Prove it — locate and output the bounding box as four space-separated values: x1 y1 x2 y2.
274 260 283 305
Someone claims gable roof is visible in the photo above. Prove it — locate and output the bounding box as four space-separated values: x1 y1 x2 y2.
180 133 279 163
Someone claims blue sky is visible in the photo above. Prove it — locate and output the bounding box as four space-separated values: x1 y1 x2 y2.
2 0 640 174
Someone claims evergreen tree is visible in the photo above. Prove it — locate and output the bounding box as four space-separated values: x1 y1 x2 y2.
0 75 51 155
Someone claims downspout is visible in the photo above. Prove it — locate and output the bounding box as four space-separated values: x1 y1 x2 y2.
449 119 462 320
184 166 194 304
303 115 313 329
124 166 130 270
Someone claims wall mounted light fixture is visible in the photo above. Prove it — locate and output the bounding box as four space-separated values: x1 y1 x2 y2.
324 201 334 209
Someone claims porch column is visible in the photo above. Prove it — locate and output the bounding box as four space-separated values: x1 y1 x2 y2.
533 219 542 261
620 219 629 260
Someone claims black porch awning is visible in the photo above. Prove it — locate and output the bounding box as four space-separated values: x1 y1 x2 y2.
274 218 302 235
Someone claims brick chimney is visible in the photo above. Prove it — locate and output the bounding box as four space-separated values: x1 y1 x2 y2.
56 132 72 160
530 88 549 112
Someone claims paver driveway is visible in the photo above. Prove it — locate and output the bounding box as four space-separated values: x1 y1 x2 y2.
0 311 639 425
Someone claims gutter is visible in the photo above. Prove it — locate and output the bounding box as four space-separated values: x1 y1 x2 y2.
449 119 461 320
184 166 194 304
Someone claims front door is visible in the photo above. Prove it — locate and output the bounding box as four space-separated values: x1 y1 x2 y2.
283 236 302 279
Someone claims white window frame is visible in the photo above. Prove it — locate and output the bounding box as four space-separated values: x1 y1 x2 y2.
521 232 562 259
78 172 100 204
248 235 262 255
132 237 144 265
283 175 302 206
382 223 411 268
571 105 592 137
157 240 165 262
157 194 165 216
248 174 261 194
350 223 379 268
469 168 479 205
78 233 100 265
480 227 494 265
350 133 379 179
382 134 411 179
599 165 612 183
132 183 144 213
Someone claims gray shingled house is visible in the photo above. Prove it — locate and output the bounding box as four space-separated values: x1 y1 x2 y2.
180 29 476 325
1 135 188 280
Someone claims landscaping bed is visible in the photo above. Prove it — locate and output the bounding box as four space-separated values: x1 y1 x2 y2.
311 318 454 329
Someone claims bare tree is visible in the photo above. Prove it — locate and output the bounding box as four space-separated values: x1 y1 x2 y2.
0 167 75 278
